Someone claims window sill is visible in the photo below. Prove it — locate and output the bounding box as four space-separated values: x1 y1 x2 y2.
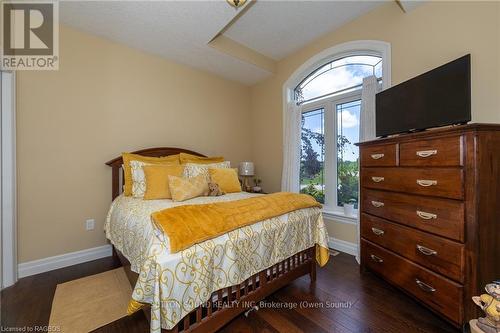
322 209 358 225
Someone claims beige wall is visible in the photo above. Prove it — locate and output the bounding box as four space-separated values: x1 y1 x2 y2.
17 25 252 263
250 1 500 243
326 221 357 244
17 2 500 262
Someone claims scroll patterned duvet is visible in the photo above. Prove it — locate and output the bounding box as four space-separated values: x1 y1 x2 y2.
105 192 329 332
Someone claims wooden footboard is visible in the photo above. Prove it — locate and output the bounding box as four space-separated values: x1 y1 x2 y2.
113 246 317 333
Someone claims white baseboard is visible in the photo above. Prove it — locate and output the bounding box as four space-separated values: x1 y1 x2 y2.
328 237 358 256
18 244 112 278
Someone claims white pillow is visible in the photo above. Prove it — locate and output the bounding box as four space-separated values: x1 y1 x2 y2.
130 160 150 198
183 161 230 180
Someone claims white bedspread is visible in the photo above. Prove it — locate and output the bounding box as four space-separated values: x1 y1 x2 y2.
105 192 329 332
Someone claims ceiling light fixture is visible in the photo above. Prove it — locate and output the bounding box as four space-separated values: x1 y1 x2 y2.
227 0 247 8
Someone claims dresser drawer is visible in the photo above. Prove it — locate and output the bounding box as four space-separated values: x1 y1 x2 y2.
361 189 464 241
361 214 464 282
361 167 463 200
360 143 398 167
361 240 463 324
400 136 463 167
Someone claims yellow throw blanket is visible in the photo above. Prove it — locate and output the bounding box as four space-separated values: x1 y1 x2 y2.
152 192 322 253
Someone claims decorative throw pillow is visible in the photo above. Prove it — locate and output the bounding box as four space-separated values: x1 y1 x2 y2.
208 168 241 193
130 160 178 198
168 174 209 202
122 153 179 196
143 165 184 200
183 161 230 180
179 152 225 165
130 161 150 198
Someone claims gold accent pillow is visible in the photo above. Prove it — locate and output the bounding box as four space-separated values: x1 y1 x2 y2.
143 165 184 200
130 160 179 198
168 174 209 202
122 153 179 196
208 168 241 193
179 152 225 165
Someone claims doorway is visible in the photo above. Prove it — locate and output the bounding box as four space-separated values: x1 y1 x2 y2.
1 71 17 288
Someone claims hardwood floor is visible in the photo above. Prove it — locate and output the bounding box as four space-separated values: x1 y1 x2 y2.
1 256 122 330
1 253 459 333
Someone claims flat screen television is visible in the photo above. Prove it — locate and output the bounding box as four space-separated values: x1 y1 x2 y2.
376 54 471 137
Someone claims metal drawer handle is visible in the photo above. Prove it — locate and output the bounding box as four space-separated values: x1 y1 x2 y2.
416 210 437 220
415 279 436 292
416 179 437 187
417 244 438 256
371 176 385 183
416 150 438 158
371 153 385 160
371 227 385 236
371 201 385 208
370 254 384 263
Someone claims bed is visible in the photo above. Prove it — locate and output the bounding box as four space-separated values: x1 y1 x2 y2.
105 147 329 333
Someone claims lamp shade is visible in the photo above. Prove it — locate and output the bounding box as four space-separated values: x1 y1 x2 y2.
239 162 254 176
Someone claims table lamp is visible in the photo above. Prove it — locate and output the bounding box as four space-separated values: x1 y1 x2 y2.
239 162 254 192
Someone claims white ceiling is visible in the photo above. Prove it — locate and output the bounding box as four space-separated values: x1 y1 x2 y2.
224 1 385 60
60 1 386 85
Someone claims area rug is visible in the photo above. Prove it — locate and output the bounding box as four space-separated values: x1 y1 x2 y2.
49 268 132 333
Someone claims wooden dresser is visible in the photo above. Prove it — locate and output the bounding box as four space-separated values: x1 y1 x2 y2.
358 124 500 328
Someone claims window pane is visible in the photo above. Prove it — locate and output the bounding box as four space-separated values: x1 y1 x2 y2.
295 55 381 104
374 60 382 78
300 64 373 102
336 100 360 208
300 108 325 203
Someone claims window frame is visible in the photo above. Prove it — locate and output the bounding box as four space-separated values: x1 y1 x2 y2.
300 88 362 220
282 40 391 230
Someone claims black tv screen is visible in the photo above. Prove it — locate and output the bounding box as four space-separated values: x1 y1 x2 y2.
376 54 471 137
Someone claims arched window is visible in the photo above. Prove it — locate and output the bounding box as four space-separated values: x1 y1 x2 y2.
294 55 382 105
282 41 390 219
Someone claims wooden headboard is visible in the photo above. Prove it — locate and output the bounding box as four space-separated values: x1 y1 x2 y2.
105 147 206 200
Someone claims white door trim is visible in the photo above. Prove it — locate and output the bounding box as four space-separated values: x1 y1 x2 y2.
1 71 17 288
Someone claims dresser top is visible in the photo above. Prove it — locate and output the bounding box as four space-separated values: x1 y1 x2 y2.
356 123 500 146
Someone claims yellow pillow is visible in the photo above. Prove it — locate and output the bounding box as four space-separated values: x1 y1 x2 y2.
179 152 225 165
209 168 242 193
143 165 184 200
168 174 209 202
122 153 179 196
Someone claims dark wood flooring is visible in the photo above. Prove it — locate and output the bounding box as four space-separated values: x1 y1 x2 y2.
1 253 459 333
